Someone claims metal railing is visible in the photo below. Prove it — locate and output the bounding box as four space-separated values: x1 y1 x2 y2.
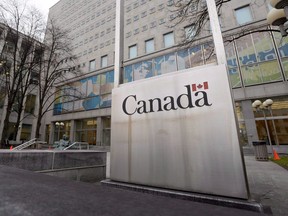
63 142 90 150
11 138 38 150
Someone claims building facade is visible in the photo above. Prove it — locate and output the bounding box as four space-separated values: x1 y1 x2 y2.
0 23 39 144
45 0 288 147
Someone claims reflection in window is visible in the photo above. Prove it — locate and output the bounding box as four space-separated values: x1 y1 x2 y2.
184 24 196 40
25 94 36 114
236 34 256 66
225 41 241 88
235 6 252 25
145 39 154 53
177 49 190 70
101 55 108 67
252 32 276 62
89 59 96 71
164 32 174 48
102 117 111 146
129 44 137 59
164 53 177 73
241 64 262 86
189 45 203 67
124 65 133 83
203 43 216 64
134 61 154 81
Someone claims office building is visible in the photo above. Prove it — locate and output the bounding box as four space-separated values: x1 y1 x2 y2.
44 0 288 147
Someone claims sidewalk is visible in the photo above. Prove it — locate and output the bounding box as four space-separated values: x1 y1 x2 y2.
0 164 262 216
245 155 288 216
0 153 286 215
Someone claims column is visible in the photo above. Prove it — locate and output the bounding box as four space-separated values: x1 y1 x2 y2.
69 120 75 143
241 100 259 146
96 117 102 146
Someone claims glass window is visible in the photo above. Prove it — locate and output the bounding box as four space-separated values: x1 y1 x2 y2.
225 41 241 88
101 55 108 67
89 59 96 71
177 49 190 70
129 44 137 59
124 65 133 83
252 31 276 62
145 39 154 53
133 60 153 81
235 6 252 25
184 25 196 40
164 53 177 73
25 94 36 114
102 117 111 146
164 32 174 48
203 43 216 64
189 45 203 67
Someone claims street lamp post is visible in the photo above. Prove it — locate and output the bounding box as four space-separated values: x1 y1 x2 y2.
263 99 279 146
55 122 64 141
252 99 278 154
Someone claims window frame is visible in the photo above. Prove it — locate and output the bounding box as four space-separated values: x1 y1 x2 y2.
163 32 175 48
89 59 96 72
234 5 253 25
145 38 155 53
129 44 137 59
101 55 108 68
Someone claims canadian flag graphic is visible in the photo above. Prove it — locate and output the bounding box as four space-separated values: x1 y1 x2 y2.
191 81 209 92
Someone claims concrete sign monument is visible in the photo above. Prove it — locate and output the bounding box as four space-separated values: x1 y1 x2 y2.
111 64 249 199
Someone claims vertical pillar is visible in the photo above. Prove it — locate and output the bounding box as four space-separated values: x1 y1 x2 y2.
96 117 102 146
70 120 75 143
49 123 55 145
241 100 259 146
114 0 124 88
206 0 227 65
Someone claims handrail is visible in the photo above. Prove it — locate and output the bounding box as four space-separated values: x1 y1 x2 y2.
63 142 89 150
12 138 37 150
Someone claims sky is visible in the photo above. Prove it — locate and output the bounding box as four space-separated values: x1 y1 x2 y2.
29 0 59 18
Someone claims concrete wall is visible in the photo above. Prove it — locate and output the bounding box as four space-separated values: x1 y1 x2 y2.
0 150 106 182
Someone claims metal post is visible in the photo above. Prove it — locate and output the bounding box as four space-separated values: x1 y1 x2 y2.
262 110 273 154
206 0 227 65
114 0 124 88
58 126 60 141
269 108 280 146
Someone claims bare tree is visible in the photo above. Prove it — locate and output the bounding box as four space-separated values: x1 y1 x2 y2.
32 19 81 139
0 0 80 146
0 0 45 146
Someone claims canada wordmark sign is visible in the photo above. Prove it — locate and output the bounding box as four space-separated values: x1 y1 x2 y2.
111 64 248 199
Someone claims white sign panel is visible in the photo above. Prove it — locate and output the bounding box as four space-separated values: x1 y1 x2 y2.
111 64 248 199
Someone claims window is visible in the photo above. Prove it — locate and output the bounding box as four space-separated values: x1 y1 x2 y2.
145 39 154 53
89 59 96 71
235 6 252 25
129 45 137 59
101 55 108 67
184 25 196 40
164 32 174 48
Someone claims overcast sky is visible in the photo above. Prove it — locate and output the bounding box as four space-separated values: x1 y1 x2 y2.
29 0 59 18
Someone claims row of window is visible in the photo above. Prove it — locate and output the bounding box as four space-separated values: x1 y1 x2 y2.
72 26 115 50
128 32 175 59
89 55 108 72
54 29 288 116
125 29 288 87
125 4 166 25
71 15 116 42
59 0 115 28
54 70 114 115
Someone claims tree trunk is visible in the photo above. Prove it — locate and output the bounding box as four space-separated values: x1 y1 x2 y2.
0 103 13 148
35 105 43 139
